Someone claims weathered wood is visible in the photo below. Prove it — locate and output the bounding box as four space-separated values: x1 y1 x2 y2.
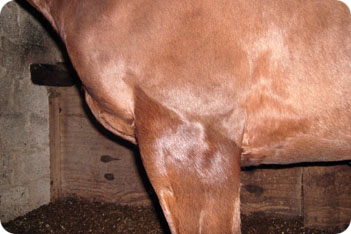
31 63 79 87
241 166 302 217
56 86 152 205
303 164 351 230
49 89 62 202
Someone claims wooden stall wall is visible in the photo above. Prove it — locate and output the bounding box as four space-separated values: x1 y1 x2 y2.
241 164 351 230
49 86 153 206
303 165 351 229
38 64 350 230
241 166 303 218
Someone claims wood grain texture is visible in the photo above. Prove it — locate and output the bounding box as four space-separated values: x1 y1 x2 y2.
241 166 302 217
303 164 351 229
55 86 152 206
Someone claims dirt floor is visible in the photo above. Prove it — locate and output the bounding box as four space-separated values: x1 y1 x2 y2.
3 198 346 234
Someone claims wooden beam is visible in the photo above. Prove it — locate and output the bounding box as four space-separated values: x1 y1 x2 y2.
30 63 80 87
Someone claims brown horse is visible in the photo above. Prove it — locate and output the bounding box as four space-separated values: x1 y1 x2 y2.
26 0 351 233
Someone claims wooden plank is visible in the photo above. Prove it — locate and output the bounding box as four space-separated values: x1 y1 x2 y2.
241 166 302 217
48 88 62 202
303 164 351 230
57 87 152 206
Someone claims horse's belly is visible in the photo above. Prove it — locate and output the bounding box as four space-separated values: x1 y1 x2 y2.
241 133 351 166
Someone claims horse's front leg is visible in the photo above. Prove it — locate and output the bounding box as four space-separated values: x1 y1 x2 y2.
134 90 241 234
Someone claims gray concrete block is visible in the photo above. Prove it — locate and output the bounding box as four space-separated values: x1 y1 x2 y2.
0 185 29 222
0 2 20 44
0 113 27 149
10 149 50 186
0 152 12 186
28 177 50 210
0 1 64 222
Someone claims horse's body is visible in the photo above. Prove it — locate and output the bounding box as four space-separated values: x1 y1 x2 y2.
26 0 351 233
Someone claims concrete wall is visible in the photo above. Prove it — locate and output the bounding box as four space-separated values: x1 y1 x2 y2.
0 1 64 222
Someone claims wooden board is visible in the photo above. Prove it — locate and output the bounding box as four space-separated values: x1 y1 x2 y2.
241 166 302 217
52 86 152 206
303 164 351 230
